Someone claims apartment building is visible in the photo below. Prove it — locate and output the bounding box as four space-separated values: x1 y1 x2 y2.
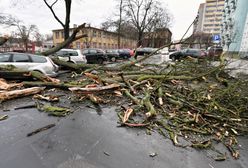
221 0 248 56
53 26 137 50
194 0 225 35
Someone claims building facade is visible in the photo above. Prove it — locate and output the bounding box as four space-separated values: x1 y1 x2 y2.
53 26 137 50
194 0 225 35
142 28 172 48
194 3 206 32
221 0 248 56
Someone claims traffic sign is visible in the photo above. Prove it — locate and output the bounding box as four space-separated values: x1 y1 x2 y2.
212 35 221 43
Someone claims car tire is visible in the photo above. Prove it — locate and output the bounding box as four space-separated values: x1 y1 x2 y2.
111 57 117 62
97 58 104 64
171 56 176 61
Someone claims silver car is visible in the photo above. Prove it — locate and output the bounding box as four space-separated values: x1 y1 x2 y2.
0 52 58 76
54 49 87 64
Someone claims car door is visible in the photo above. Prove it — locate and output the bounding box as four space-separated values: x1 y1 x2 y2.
57 51 70 62
87 49 98 63
11 53 32 70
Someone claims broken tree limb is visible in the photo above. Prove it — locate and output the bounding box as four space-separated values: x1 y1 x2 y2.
29 71 60 83
69 84 120 94
23 81 87 90
0 70 59 83
143 92 157 118
0 36 8 46
41 23 87 56
27 124 56 137
0 78 23 90
0 87 45 102
51 58 95 71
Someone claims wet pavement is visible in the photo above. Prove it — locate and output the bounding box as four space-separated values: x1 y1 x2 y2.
0 95 248 168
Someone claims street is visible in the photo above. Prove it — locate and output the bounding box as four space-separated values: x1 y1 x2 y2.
0 57 248 168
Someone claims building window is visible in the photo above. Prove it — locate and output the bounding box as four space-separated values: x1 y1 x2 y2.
98 43 102 48
61 32 64 39
93 30 97 37
55 32 60 39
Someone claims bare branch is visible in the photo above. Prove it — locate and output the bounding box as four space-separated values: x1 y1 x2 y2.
43 0 65 28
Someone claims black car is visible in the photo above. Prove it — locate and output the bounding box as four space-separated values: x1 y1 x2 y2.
169 49 206 61
134 48 157 59
105 49 119 62
82 48 108 64
117 49 132 59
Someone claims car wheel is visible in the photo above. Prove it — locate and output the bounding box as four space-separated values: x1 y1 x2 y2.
171 56 176 61
111 57 116 62
97 58 104 64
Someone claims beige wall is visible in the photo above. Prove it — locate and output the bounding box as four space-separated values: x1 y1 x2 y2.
53 27 136 49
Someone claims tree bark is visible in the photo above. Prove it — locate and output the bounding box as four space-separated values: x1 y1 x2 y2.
64 0 72 41
0 87 45 102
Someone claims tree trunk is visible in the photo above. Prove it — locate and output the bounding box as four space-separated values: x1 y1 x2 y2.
64 0 72 41
137 31 143 47
117 0 123 49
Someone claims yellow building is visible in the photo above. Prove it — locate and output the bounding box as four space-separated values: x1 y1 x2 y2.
203 0 225 34
52 26 137 49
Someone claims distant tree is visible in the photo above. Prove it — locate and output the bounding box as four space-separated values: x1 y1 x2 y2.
43 0 72 41
13 22 38 51
124 0 171 46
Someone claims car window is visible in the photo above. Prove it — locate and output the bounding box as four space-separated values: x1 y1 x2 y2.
30 55 47 63
89 50 97 54
97 49 104 53
83 50 88 54
68 51 78 56
12 54 30 62
0 54 11 62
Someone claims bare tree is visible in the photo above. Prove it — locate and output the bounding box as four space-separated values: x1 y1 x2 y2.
43 0 72 41
125 0 170 46
14 23 38 51
117 0 124 48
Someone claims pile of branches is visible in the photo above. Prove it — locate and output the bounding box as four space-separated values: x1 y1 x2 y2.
1 55 248 161
67 58 248 160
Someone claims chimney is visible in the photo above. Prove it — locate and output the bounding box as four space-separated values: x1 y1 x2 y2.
73 24 77 28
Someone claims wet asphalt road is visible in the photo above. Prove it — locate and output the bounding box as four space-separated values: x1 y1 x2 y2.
1 55 248 168
0 96 248 168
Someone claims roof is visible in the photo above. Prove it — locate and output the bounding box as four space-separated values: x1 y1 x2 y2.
52 26 119 35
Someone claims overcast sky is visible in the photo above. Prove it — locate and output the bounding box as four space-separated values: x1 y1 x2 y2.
0 0 205 40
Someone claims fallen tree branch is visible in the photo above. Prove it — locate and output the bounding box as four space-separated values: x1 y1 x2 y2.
27 124 56 137
0 87 45 102
69 84 120 94
41 23 87 56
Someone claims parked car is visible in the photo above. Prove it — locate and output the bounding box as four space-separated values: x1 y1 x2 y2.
53 49 87 64
207 46 223 58
0 52 58 76
134 48 157 59
169 48 207 61
105 49 119 62
82 48 108 64
117 49 133 59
